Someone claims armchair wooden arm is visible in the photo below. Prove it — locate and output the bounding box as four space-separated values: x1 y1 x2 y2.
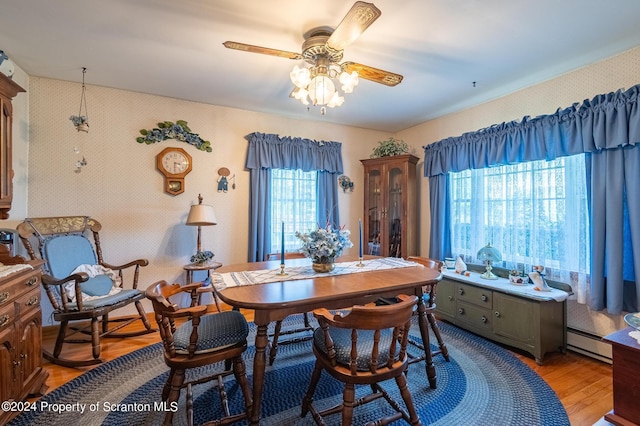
41 271 89 311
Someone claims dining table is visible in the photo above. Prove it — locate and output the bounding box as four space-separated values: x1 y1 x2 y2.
214 255 442 425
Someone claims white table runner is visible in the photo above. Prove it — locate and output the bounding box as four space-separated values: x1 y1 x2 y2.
211 257 420 290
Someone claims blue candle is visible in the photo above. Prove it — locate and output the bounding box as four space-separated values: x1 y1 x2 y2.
281 221 285 265
358 219 363 258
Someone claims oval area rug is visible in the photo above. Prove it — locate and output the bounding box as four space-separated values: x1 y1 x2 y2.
9 317 569 425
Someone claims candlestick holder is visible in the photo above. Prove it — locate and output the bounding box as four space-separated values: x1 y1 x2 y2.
357 257 364 267
278 264 288 275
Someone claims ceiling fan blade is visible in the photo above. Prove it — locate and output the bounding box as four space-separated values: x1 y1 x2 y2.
223 41 302 60
342 62 403 86
326 2 381 52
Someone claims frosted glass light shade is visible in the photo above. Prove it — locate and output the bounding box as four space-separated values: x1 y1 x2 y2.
477 243 502 262
308 75 336 105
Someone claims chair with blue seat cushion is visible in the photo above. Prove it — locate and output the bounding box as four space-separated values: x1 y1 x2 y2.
376 256 449 370
16 216 155 368
404 257 449 365
145 280 252 426
301 294 422 426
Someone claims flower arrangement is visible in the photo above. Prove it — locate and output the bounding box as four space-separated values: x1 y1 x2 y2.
295 224 353 264
136 120 212 152
191 250 214 264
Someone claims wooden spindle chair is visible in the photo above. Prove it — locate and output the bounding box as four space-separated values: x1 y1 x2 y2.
145 281 252 426
301 294 422 426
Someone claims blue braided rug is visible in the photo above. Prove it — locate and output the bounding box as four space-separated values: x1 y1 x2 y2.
9 316 569 425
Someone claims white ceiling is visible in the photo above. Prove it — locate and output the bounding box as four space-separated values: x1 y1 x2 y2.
2 0 640 133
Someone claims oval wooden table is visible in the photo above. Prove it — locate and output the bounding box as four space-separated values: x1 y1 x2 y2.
214 256 442 425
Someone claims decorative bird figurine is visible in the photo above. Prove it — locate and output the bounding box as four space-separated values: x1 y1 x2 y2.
528 271 552 292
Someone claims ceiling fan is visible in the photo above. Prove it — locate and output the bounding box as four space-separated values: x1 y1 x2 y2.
223 1 403 112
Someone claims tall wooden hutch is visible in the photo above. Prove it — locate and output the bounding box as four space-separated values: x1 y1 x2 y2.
0 73 24 219
361 154 418 258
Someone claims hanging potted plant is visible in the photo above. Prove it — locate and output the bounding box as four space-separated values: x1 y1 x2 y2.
69 115 89 133
70 67 90 133
370 137 409 158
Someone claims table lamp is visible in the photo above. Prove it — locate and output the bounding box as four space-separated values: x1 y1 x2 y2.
186 194 217 260
477 243 502 279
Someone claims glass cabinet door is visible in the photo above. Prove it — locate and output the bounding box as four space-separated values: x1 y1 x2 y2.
361 154 418 259
366 168 382 255
387 165 403 257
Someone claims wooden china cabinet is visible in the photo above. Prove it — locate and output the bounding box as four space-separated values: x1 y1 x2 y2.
361 154 418 258
0 73 25 219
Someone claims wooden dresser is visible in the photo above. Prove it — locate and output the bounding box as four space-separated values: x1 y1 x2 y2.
0 256 48 424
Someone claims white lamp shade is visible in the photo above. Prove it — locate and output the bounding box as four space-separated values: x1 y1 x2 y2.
186 204 217 226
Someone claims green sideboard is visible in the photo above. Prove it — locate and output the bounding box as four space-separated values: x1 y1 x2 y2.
436 268 569 364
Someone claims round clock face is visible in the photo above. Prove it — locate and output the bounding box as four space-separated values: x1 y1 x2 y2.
161 150 190 175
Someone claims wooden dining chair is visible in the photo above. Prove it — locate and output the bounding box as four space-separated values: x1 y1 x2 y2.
266 251 314 365
375 256 449 370
145 281 252 426
405 256 449 365
301 294 422 426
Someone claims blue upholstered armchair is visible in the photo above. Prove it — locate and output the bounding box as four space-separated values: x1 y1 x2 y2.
16 216 155 368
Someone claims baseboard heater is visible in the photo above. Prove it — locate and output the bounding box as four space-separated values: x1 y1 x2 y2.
567 328 612 364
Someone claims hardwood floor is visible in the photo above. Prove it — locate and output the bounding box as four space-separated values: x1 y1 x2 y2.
36 307 613 426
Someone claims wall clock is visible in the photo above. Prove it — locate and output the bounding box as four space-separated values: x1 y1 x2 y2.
156 147 192 195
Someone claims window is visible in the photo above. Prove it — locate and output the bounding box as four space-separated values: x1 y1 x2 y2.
270 168 317 253
449 154 590 277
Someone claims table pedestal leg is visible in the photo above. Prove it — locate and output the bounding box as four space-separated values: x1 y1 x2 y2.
250 322 268 425
417 297 437 389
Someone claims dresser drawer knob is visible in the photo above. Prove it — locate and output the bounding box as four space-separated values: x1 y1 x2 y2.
26 296 39 307
481 315 488 323
0 291 8 303
481 294 488 302
0 314 9 327
26 277 38 286
494 311 501 318
458 307 465 315
448 296 453 301
458 288 464 295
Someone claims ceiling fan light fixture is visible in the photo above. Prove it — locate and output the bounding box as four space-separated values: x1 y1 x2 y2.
224 2 403 115
339 70 359 93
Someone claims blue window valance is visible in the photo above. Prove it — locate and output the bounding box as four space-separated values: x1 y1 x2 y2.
245 132 343 173
423 84 640 177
